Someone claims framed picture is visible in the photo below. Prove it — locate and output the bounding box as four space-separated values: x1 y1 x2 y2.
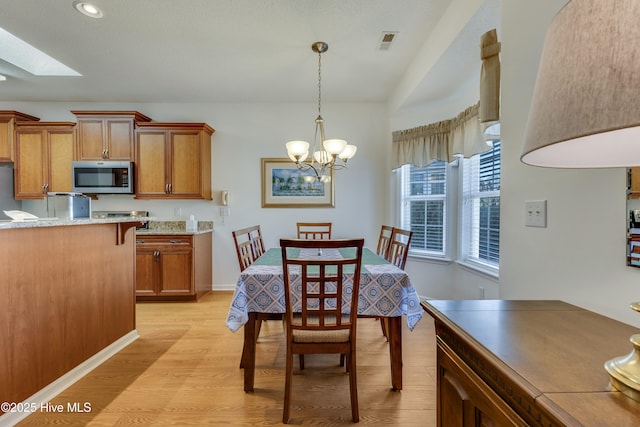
261 158 335 208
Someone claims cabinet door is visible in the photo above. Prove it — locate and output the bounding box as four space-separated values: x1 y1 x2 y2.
48 130 74 193
0 120 12 162
0 112 40 162
106 119 134 160
76 120 105 160
15 130 46 198
437 345 526 427
136 246 158 295
159 246 193 295
136 132 168 196
170 130 202 197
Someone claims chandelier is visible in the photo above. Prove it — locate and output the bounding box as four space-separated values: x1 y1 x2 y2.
285 42 357 183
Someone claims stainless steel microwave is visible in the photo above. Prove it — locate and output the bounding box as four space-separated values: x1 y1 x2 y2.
72 161 134 194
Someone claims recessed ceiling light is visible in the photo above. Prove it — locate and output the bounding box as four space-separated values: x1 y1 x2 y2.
0 74 6 81
73 1 103 18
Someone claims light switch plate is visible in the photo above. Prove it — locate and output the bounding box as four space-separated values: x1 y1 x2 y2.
525 200 547 227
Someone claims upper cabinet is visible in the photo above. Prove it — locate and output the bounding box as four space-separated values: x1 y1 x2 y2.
72 111 152 161
629 168 640 199
0 111 40 162
135 122 214 200
14 122 76 199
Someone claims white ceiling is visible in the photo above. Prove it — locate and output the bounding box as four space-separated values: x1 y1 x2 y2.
0 0 500 112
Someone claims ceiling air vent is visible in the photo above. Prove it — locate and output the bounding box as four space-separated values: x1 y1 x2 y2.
378 32 398 51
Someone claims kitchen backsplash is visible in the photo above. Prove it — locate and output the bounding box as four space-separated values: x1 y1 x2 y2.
147 220 214 232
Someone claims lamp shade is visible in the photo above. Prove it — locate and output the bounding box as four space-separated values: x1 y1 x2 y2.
323 138 348 155
339 144 358 160
286 140 309 162
521 0 640 168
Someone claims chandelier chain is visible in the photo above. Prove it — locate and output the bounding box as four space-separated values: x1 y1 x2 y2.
317 48 322 115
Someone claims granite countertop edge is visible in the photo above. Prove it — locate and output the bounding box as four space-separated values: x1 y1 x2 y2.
0 217 153 230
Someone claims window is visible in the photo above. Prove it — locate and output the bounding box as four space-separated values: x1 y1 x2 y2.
399 161 447 257
396 124 501 274
460 139 501 271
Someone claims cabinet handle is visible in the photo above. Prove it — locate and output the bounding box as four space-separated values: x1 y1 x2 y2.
136 239 144 244
169 239 181 244
168 183 172 193
153 250 160 261
165 184 169 194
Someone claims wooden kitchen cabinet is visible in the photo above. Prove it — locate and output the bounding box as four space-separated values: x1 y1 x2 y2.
14 122 76 199
72 110 152 161
0 110 40 162
628 167 640 199
135 232 212 301
135 122 214 200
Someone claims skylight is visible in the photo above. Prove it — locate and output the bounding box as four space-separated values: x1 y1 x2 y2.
0 27 81 76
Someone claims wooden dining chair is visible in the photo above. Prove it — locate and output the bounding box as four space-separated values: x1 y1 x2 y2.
376 225 394 258
377 227 413 340
387 227 413 269
296 222 332 240
232 225 266 271
232 225 282 368
280 238 364 424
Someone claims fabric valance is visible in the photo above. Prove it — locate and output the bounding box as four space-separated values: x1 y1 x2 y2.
392 102 488 170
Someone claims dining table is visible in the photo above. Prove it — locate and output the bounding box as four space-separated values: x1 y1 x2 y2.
225 246 423 392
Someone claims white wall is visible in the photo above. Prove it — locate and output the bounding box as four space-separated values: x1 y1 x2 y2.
501 0 640 327
5 101 390 290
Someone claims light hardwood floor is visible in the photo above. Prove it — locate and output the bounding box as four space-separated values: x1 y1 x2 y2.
17 291 437 426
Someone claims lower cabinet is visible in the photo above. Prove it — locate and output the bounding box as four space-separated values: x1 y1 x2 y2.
436 342 526 427
135 233 212 301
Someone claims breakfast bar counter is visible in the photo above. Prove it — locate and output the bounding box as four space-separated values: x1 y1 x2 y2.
0 218 142 423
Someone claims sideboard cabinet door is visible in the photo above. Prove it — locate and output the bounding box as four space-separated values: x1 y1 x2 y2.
437 343 526 427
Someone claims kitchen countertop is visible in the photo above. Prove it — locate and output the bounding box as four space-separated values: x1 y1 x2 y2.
0 216 152 230
136 220 214 236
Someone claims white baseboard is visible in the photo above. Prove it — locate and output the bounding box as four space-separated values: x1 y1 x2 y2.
0 330 139 427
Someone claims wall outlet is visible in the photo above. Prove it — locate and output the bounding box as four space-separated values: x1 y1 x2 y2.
525 200 547 227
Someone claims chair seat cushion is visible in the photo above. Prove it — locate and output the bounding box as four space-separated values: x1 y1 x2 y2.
291 314 351 343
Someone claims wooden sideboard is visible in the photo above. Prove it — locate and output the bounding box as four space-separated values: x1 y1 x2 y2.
421 300 640 426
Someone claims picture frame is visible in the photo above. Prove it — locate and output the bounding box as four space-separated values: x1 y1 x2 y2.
261 158 335 208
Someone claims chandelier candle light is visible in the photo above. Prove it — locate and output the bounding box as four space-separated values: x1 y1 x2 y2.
286 42 357 183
